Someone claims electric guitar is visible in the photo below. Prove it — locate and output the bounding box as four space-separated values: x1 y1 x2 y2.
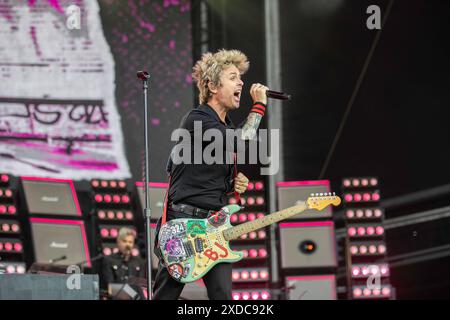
158 193 341 283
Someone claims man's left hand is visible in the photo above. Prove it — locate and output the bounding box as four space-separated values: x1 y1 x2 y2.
234 172 249 194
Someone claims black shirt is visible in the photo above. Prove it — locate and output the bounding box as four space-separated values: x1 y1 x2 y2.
101 253 145 288
167 104 244 211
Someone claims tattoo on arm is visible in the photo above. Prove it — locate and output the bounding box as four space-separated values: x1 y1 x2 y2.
241 112 263 140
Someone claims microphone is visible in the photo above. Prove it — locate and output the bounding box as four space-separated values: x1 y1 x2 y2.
266 90 291 100
137 70 150 81
49 255 67 264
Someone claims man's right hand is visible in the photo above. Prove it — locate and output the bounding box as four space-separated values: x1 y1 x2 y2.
250 83 269 105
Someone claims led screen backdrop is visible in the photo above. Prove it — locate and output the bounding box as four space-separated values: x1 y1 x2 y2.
0 0 193 181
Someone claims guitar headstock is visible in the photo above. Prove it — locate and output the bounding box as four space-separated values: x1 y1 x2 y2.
307 192 341 211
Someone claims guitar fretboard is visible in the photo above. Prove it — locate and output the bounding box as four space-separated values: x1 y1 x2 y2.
223 202 307 241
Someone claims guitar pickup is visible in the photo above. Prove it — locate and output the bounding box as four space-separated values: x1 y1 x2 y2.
194 238 203 253
183 240 195 257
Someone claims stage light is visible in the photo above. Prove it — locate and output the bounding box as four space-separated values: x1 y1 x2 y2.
110 228 118 238
109 181 117 188
256 197 265 205
248 213 256 221
249 249 258 258
125 211 134 220
257 213 265 219
376 226 384 235
239 214 247 222
255 182 264 190
14 242 22 252
107 210 115 219
230 214 238 223
242 292 250 300
247 197 255 205
343 179 351 187
352 179 360 187
258 230 266 239
121 195 130 203
101 181 108 188
232 293 241 300
372 193 380 201
347 224 385 238
232 271 240 280
258 248 267 257
252 292 260 300
241 271 249 280
261 291 270 300
260 270 269 279
98 210 106 219
344 194 353 202
353 288 362 297
116 211 124 220
352 285 392 299
113 195 121 203
118 181 127 188
382 287 391 296
1 174 10 183
95 194 103 202
347 210 355 218
229 197 237 205
247 182 255 191
100 228 109 237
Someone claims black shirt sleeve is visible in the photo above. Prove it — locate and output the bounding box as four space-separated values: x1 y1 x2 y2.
101 256 115 289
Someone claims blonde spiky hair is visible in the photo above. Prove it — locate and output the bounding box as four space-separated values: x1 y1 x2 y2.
192 49 249 104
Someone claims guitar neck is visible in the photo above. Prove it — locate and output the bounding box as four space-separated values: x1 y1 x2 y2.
223 202 307 241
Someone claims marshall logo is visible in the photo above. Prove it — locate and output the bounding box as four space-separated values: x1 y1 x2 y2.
41 196 60 203
50 241 68 249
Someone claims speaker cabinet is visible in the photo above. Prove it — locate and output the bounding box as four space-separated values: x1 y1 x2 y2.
285 275 336 300
22 177 81 217
277 180 332 220
279 221 337 269
30 218 91 267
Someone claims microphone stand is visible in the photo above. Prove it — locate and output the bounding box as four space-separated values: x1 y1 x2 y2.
137 70 153 300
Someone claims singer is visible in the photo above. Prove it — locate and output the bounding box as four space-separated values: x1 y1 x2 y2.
101 227 145 290
152 49 269 300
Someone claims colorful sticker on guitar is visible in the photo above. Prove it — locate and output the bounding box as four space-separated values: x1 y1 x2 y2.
187 220 206 235
207 209 227 227
168 264 183 280
165 238 185 257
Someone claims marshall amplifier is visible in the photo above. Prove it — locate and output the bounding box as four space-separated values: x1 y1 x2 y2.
279 221 337 269
285 275 337 300
277 180 332 220
21 177 81 217
30 218 91 267
136 182 168 221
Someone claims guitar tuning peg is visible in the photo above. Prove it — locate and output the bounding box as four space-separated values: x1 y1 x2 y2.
310 193 314 196
333 192 336 196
